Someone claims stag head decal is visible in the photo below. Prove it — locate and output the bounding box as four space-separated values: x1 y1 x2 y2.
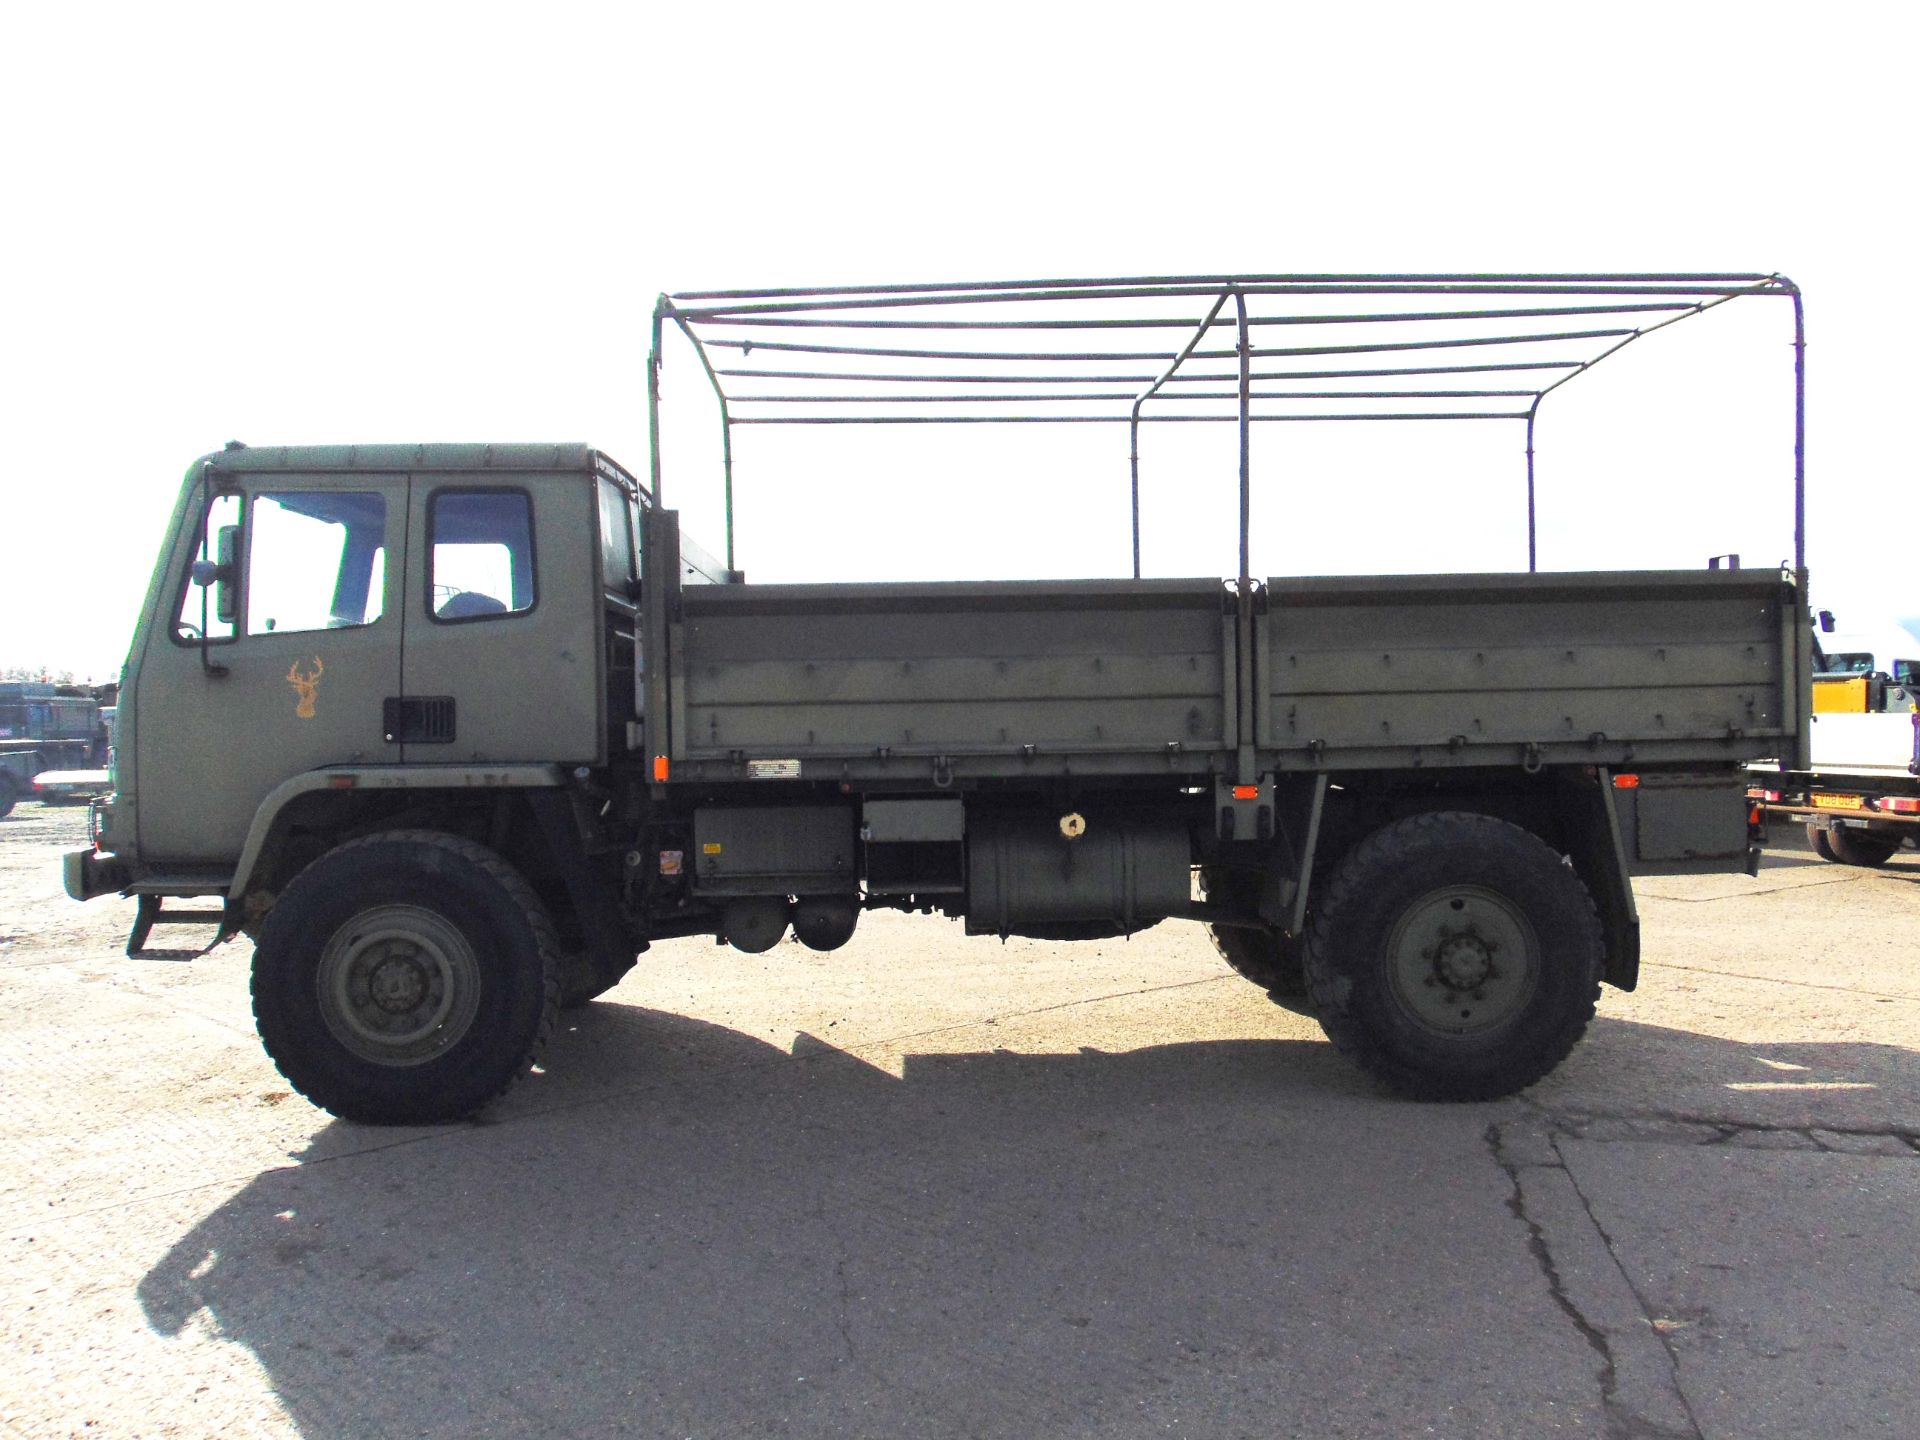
286 657 324 719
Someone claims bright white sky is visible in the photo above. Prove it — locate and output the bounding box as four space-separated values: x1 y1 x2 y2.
3 2 1915 679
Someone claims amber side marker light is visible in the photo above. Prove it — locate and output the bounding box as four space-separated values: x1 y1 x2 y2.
1232 785 1259 800
652 755 670 782
1612 774 1641 789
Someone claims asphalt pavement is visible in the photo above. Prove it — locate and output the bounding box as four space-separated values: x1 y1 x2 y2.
2 803 1915 1439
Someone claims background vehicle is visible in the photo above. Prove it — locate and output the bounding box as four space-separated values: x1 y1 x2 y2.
65 273 1812 1123
1750 614 1919 865
0 684 110 816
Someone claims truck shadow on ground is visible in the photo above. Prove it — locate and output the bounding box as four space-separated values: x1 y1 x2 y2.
135 1003 1919 1440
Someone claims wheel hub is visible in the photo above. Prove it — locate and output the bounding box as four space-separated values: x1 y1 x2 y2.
1386 886 1539 1036
315 905 482 1067
368 954 430 1013
1431 931 1496 992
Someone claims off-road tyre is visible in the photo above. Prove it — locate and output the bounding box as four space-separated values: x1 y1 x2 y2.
0 775 17 818
252 830 559 1125
1805 823 1839 863
1826 827 1900 868
1304 812 1603 1102
1208 924 1312 1013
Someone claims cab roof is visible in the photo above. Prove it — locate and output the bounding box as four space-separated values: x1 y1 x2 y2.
198 443 644 496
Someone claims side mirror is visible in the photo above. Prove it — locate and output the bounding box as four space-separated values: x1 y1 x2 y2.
1818 609 1836 634
214 524 240 625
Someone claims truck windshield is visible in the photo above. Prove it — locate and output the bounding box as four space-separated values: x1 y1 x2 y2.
1820 652 1876 674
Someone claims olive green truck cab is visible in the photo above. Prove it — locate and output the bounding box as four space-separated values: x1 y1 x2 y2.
66 274 1814 1124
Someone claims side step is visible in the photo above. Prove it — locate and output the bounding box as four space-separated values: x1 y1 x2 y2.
127 894 229 959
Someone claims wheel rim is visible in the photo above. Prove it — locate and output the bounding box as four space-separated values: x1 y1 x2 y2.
1385 885 1540 1036
316 904 482 1067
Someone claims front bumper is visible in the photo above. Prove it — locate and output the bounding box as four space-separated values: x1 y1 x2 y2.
64 848 131 902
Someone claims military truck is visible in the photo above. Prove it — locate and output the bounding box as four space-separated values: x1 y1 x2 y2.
65 273 1813 1124
0 683 109 816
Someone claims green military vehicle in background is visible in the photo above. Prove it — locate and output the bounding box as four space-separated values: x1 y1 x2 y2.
0 682 111 816
64 274 1814 1124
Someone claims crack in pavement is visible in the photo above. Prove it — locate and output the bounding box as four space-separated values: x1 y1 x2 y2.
1523 1100 1920 1157
1548 1129 1710 1440
1486 1121 1702 1440
1485 1124 1619 1405
1491 1098 1920 1436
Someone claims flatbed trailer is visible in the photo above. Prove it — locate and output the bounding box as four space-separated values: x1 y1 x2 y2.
1751 702 1920 867
66 273 1812 1123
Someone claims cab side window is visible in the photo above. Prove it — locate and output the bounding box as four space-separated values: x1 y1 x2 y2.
431 490 535 622
174 489 389 643
598 477 636 592
247 492 388 635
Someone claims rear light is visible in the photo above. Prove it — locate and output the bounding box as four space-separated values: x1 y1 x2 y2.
1878 795 1920 815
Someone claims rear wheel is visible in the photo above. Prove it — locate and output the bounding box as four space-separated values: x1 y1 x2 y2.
1208 925 1312 1013
252 831 558 1124
1805 823 1839 863
0 773 18 818
1827 827 1900 868
1305 812 1603 1102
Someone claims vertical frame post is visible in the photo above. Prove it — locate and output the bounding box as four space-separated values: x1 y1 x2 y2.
1792 287 1806 574
721 411 736 573
667 312 743 573
1129 411 1142 580
1235 291 1252 589
1233 290 1257 786
647 299 667 510
1525 405 1539 572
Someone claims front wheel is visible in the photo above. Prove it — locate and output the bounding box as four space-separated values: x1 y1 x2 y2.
252 831 559 1124
1305 813 1602 1102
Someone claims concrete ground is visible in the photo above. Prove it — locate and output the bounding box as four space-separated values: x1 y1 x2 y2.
1 802 1915 1439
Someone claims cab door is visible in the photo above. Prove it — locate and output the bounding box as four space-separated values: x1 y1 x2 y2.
398 473 602 766
135 475 408 865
